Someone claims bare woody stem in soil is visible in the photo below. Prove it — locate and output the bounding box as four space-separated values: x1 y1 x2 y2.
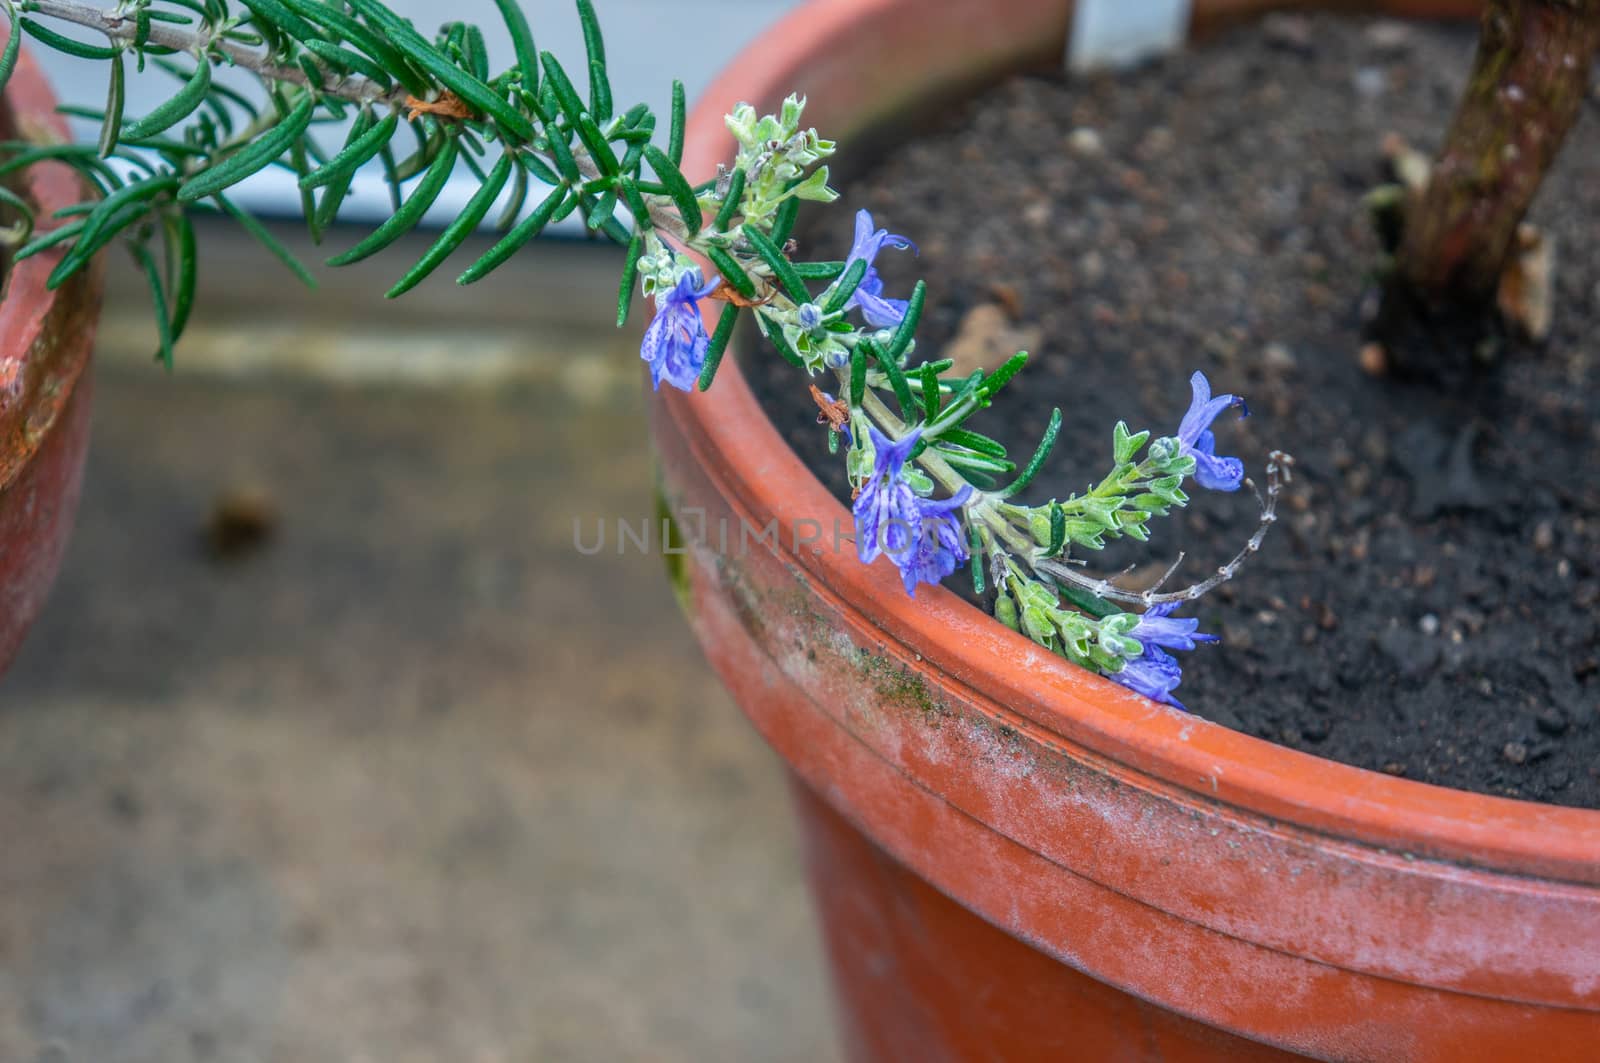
1395 0 1600 308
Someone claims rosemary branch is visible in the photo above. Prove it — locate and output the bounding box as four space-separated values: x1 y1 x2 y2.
21 0 407 107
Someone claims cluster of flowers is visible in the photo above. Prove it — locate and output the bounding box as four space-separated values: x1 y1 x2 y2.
636 117 1251 712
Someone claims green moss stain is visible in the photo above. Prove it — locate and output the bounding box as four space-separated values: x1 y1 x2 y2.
854 649 951 726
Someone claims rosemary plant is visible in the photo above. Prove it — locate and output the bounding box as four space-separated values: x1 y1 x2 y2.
0 0 1290 709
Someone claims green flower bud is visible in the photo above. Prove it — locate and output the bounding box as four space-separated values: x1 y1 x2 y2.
996 591 1020 632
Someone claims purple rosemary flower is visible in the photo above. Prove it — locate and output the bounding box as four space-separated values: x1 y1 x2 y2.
1110 646 1188 710
641 270 720 392
844 209 916 328
1176 371 1247 492
853 424 923 566
897 486 974 596
1130 601 1218 652
1110 603 1217 710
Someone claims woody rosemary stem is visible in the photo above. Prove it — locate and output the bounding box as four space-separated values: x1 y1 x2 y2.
1393 0 1600 309
21 0 407 106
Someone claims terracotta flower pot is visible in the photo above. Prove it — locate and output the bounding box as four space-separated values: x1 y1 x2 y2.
651 1 1600 1059
0 43 102 676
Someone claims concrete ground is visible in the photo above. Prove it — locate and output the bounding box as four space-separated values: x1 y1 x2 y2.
0 224 841 1063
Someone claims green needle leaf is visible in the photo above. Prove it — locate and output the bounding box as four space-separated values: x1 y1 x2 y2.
822 257 867 313
303 39 391 87
96 51 125 158
667 80 685 166
868 340 915 420
616 230 642 327
19 18 119 59
1047 501 1066 556
163 210 199 342
713 168 746 232
704 245 754 299
758 313 806 369
311 108 377 230
849 343 866 407
13 218 85 262
697 303 739 391
575 0 606 70
300 110 397 190
919 362 941 420
538 50 586 128
618 178 650 228
458 185 569 285
130 241 174 369
884 280 925 362
544 125 580 183
791 260 845 280
240 0 319 42
1000 407 1062 499
978 349 1029 399
588 59 612 124
770 196 799 245
491 0 539 94
939 428 1008 458
179 92 314 202
643 145 700 235
497 158 530 229
327 136 459 267
742 223 806 302
387 149 513 298
123 56 211 141
0 4 22 97
49 175 179 288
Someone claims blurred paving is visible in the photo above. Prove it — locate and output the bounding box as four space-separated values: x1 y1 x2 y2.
0 224 840 1063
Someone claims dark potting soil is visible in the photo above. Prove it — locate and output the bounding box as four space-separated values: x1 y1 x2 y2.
746 15 1600 808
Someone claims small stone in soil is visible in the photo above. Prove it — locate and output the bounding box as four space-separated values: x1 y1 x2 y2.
1353 68 1387 98
1364 20 1413 53
1503 742 1529 766
1068 128 1103 156
1358 342 1388 376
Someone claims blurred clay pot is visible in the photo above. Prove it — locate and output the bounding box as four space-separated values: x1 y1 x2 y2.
0 42 102 675
651 0 1600 1059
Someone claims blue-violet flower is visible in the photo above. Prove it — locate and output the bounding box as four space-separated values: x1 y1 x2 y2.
853 424 923 566
1130 601 1219 652
1110 602 1218 710
1176 371 1247 492
844 209 916 329
1110 646 1188 710
897 486 974 596
641 270 720 392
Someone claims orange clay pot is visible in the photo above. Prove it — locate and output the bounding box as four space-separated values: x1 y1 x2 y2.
651 1 1600 1059
0 41 102 676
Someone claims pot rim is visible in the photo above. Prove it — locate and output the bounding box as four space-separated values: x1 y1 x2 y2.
0 40 97 493
663 0 1600 882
